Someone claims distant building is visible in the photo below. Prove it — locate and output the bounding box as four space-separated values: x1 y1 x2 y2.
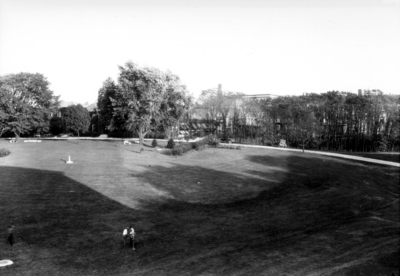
59 100 80 108
242 94 280 99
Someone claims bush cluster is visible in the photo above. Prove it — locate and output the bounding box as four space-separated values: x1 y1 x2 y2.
165 136 243 156
171 146 183 156
171 143 191 156
218 144 242 150
151 139 158 147
0 148 11 157
170 138 209 156
207 135 220 147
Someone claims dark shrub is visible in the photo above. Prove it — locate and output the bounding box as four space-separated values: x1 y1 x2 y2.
170 143 197 155
0 148 11 157
49 117 63 135
167 138 175 149
152 139 158 147
108 131 134 138
191 142 199 150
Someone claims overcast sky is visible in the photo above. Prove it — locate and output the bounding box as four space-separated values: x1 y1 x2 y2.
1 0 399 104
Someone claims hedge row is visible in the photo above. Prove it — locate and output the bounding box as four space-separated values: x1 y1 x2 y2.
170 136 220 156
217 144 243 150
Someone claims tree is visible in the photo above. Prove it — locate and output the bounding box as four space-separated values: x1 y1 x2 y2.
0 73 59 139
197 87 242 139
62 104 91 137
49 116 63 135
236 97 264 143
292 104 322 152
154 71 188 137
97 78 122 133
109 62 188 144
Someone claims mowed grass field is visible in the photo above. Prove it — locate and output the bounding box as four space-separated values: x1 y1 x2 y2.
0 139 398 276
341 152 400 163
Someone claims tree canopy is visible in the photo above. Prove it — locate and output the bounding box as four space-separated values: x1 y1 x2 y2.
0 73 59 138
106 62 189 144
62 104 91 137
192 89 400 152
197 88 243 139
97 78 122 133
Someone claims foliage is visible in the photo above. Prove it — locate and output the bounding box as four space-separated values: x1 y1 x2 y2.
0 73 59 138
196 88 399 152
171 142 206 156
191 142 199 150
167 137 213 156
49 117 63 135
62 105 91 136
218 144 242 150
0 148 11 157
207 135 220 147
197 87 243 140
171 146 183 156
167 138 175 149
180 143 193 152
97 78 124 132
151 138 158 147
106 62 189 145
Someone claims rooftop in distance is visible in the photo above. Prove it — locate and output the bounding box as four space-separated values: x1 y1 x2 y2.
242 94 281 99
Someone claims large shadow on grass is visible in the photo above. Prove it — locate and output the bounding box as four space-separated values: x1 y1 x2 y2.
0 151 398 276
242 153 399 276
127 152 399 275
0 166 143 275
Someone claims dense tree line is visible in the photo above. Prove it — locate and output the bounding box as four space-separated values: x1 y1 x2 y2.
193 89 400 152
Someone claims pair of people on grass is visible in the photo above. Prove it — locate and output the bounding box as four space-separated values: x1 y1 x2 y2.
123 226 135 250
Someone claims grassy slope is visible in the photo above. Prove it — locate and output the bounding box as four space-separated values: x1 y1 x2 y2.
0 140 398 276
340 152 400 163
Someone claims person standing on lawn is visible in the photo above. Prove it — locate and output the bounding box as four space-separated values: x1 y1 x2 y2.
122 225 136 250
6 225 15 247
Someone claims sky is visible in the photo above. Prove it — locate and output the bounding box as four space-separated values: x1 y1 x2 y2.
1 0 399 104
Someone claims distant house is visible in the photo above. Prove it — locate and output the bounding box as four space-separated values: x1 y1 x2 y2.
242 94 280 100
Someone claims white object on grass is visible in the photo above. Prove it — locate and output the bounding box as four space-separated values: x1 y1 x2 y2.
66 156 73 164
0 260 13 267
123 140 131 145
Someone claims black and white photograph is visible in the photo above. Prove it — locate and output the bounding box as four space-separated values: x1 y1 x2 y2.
0 0 399 275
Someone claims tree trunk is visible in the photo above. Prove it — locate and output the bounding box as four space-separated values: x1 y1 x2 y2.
137 127 148 145
138 131 144 145
14 131 20 141
222 115 227 140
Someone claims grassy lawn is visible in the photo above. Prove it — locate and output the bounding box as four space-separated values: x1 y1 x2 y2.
340 152 400 163
0 139 398 276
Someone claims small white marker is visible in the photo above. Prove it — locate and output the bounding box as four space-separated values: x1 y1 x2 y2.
0 260 13 267
66 156 73 164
